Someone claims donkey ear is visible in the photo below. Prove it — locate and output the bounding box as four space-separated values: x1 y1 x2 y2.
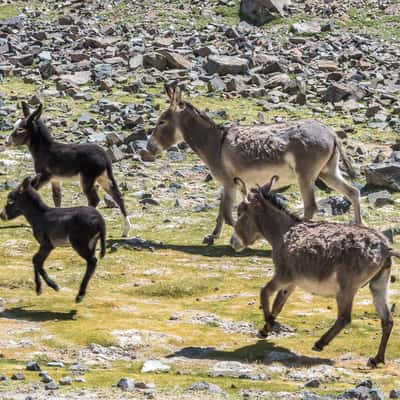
27 103 43 125
21 101 31 118
175 86 182 104
234 177 249 202
260 175 279 197
165 83 174 100
18 176 32 193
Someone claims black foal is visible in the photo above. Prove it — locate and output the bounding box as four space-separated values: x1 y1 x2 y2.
0 177 106 303
8 102 130 237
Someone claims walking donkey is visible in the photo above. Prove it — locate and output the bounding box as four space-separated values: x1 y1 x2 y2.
0 176 106 303
231 176 398 368
8 102 131 237
147 84 362 245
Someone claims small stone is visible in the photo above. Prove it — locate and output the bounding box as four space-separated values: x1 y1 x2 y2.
59 376 72 385
26 361 41 371
390 390 400 399
11 373 25 381
368 191 394 207
45 381 58 390
305 379 321 388
291 20 321 34
188 381 225 394
47 361 65 368
141 360 170 373
40 373 53 383
117 377 135 391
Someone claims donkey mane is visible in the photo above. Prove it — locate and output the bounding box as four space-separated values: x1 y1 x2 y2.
254 191 302 223
31 119 53 143
184 102 226 133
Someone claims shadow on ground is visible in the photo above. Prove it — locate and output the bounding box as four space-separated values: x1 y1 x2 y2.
107 238 271 258
0 307 77 322
167 340 333 367
0 224 29 230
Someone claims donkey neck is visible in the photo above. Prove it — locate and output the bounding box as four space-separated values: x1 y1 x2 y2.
179 107 224 168
255 202 297 249
18 191 49 226
27 121 54 157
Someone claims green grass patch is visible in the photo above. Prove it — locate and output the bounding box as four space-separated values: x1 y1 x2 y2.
136 277 222 298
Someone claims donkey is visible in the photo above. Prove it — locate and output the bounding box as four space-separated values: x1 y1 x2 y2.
147 84 362 245
0 176 106 303
230 176 398 368
7 102 130 237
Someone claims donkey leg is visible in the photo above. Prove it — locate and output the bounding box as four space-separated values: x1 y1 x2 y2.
81 176 100 208
51 181 62 207
203 185 236 245
368 268 393 368
71 239 98 303
33 242 58 294
313 290 354 351
319 169 363 225
271 284 296 319
76 257 97 303
97 175 130 237
298 178 318 220
259 276 285 337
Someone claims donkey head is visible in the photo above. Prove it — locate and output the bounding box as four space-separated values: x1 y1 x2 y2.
0 176 34 221
230 176 279 252
7 102 43 146
147 83 185 155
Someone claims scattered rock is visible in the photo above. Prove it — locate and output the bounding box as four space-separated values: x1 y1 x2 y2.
141 360 170 373
117 377 135 391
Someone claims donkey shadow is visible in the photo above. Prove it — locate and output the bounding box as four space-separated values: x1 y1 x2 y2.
167 340 333 367
0 306 77 322
107 238 271 258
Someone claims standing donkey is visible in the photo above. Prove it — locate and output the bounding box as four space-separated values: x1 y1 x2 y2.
231 176 397 368
147 84 362 245
8 102 131 237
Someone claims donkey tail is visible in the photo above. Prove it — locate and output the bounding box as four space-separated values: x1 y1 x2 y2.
334 135 356 180
105 159 118 187
99 220 106 258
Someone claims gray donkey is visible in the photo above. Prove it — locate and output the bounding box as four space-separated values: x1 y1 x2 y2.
147 85 362 245
231 176 398 368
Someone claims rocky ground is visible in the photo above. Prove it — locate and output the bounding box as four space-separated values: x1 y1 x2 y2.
0 0 399 399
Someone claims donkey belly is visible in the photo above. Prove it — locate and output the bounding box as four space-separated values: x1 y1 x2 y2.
50 235 70 247
240 163 296 188
51 174 80 183
296 274 339 297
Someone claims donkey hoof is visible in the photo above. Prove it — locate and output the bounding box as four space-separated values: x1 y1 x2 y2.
202 235 215 246
75 294 84 303
312 343 323 352
257 328 269 339
36 288 42 296
367 357 383 368
53 284 60 292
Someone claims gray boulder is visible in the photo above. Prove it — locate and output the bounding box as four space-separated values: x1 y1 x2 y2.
365 162 400 191
240 0 290 25
205 55 249 75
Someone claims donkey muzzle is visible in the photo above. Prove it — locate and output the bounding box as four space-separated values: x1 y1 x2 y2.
230 234 245 252
0 209 8 221
147 137 162 156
